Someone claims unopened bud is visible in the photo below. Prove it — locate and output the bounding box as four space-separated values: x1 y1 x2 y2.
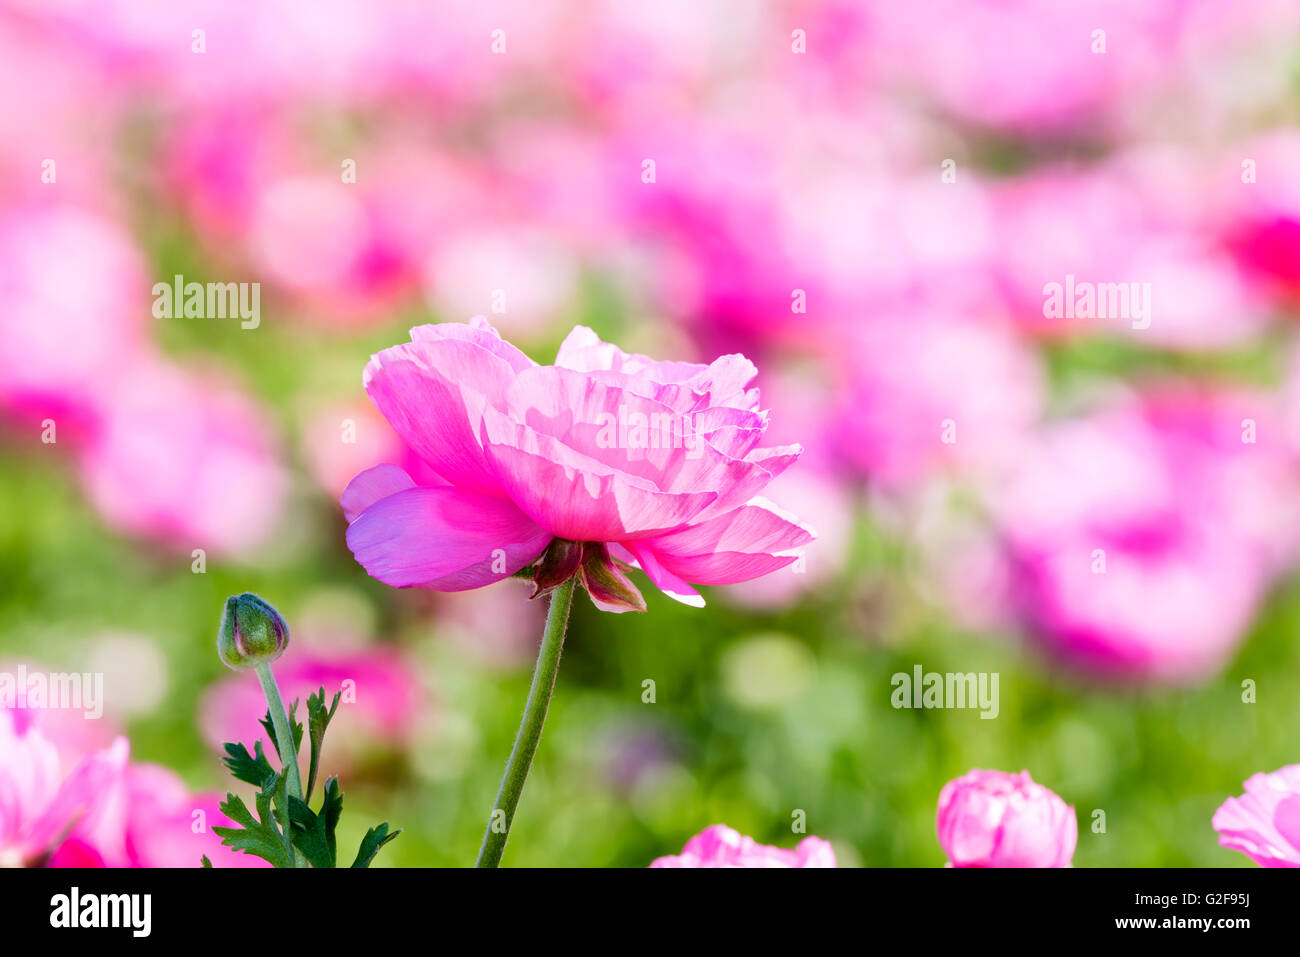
217 593 289 670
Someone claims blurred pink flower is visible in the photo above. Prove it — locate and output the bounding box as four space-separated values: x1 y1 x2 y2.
342 317 813 609
991 161 1270 349
862 0 1192 132
650 824 835 868
1212 765 1300 867
199 645 425 773
116 764 266 868
1220 132 1300 306
937 769 1077 868
0 205 149 434
249 174 417 325
0 708 252 867
990 389 1296 682
0 708 122 867
76 359 288 558
829 314 1043 486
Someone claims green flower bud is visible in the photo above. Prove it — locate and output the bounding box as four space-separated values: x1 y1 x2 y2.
217 593 289 670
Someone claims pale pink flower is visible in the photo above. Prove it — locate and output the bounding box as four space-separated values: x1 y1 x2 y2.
342 317 813 610
829 314 1043 486
650 824 835 868
1212 765 1300 867
861 0 1189 132
0 205 149 431
76 359 288 558
937 769 1077 868
1 705 260 868
0 709 123 867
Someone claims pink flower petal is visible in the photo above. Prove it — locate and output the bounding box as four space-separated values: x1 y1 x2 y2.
639 498 815 586
346 485 550 589
482 406 718 541
362 335 513 497
339 463 417 523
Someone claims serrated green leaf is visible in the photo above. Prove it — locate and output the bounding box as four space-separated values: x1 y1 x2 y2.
222 739 276 789
351 822 402 868
305 686 341 802
288 776 343 868
213 793 292 868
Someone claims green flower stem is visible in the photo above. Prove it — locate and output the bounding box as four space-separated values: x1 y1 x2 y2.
256 662 305 867
476 576 576 867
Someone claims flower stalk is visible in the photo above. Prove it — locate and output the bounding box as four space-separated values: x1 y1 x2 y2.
476 575 576 867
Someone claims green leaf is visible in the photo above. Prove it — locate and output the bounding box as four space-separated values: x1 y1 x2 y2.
221 739 276 789
305 686 341 802
288 776 343 869
260 699 303 763
200 855 212 868
351 822 402 868
212 792 292 868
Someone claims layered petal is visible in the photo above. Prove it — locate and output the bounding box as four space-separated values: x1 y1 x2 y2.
482 405 717 541
408 315 536 373
346 485 550 590
362 333 514 497
339 463 417 523
1213 765 1300 867
633 498 815 592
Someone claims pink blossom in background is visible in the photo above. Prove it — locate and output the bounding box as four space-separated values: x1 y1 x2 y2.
249 174 417 325
829 313 1043 487
859 0 1198 133
115 764 266 868
989 390 1297 682
76 359 288 558
199 645 425 772
0 708 121 867
1219 131 1300 305
0 708 251 867
434 584 548 668
650 824 835 868
990 161 1270 349
342 317 814 609
936 769 1077 868
1212 765 1300 867
0 204 149 434
422 224 579 343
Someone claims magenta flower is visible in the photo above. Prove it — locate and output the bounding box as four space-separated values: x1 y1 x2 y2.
342 317 813 611
936 769 1077 868
988 391 1295 683
1212 765 1300 867
0 708 123 867
0 708 253 867
650 825 836 868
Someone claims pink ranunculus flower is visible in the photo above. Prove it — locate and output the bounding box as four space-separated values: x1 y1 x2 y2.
342 317 814 610
937 769 1077 868
0 708 125 867
0 707 260 868
1212 765 1300 867
650 824 836 868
